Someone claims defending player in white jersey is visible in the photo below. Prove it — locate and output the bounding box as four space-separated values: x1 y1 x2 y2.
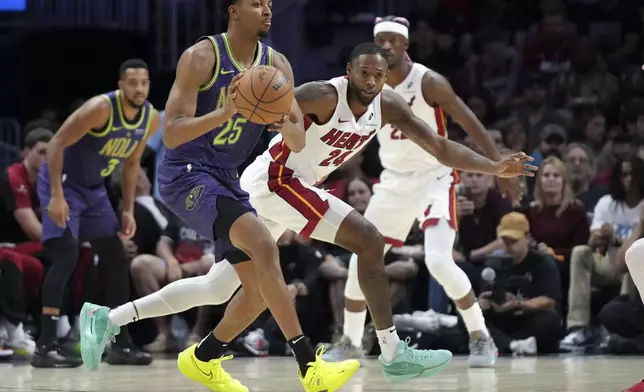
322 16 522 368
89 43 535 387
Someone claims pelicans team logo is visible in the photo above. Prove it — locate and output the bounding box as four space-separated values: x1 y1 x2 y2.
185 184 206 211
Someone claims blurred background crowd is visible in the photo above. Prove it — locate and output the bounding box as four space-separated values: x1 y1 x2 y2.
1 0 644 364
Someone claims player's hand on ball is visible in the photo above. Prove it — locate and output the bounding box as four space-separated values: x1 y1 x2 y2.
493 152 538 178
268 113 290 132
47 194 69 228
119 211 137 239
224 73 244 118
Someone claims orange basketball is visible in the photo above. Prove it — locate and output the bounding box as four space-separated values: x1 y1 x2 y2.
233 65 293 125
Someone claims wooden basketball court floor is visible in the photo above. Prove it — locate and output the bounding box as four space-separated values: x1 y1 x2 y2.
1 356 641 391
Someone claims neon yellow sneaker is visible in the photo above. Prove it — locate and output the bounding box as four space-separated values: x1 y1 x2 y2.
177 344 248 392
298 346 360 392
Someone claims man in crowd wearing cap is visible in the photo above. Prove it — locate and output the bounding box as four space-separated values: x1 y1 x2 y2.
531 124 568 167
479 212 563 355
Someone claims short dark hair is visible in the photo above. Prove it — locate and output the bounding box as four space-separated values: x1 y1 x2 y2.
24 127 53 148
349 43 390 64
221 0 239 21
119 59 148 78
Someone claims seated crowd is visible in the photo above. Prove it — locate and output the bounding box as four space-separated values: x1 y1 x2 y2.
2 116 644 361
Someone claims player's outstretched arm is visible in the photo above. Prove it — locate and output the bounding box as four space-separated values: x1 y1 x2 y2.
47 97 111 198
382 89 537 177
270 51 305 152
163 42 240 149
423 72 522 199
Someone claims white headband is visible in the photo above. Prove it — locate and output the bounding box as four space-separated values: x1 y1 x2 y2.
373 21 409 39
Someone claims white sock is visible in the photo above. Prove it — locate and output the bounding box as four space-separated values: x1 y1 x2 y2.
376 327 401 362
109 302 139 327
626 239 644 302
57 315 71 338
343 309 367 347
108 260 242 327
458 303 489 337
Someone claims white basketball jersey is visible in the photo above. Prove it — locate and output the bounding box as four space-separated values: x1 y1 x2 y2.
264 76 383 184
377 63 448 173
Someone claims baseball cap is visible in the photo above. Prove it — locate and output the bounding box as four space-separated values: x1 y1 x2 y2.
498 212 530 240
540 124 567 143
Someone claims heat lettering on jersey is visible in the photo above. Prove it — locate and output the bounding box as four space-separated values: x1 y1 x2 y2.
389 95 416 140
212 85 248 146
318 128 376 167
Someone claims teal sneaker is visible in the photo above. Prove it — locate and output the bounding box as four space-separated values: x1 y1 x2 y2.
79 302 120 371
379 338 452 383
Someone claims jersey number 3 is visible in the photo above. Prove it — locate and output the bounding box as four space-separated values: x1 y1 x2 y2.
100 159 120 177
213 117 247 145
319 149 352 167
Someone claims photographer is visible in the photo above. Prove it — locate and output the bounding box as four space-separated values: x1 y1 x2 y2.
480 212 563 355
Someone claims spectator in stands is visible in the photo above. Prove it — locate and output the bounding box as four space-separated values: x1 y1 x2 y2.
517 73 569 151
0 128 53 358
242 229 327 356
466 29 521 107
500 117 528 153
481 212 563 355
523 156 590 265
561 156 644 351
523 7 577 76
453 172 512 294
0 128 52 244
551 38 619 110
0 249 39 357
531 124 568 167
129 209 214 352
564 143 607 212
580 112 609 171
599 213 644 354
625 102 644 140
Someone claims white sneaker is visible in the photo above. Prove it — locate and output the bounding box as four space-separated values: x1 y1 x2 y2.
0 322 13 357
242 328 269 357
510 336 537 356
3 320 35 357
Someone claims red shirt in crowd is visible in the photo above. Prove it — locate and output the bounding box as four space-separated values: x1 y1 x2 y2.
0 162 40 244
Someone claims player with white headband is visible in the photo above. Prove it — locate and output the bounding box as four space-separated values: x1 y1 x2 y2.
323 16 523 367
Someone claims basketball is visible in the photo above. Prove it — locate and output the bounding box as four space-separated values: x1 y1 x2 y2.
233 65 293 125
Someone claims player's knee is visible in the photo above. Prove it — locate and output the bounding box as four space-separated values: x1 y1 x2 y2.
247 236 279 265
424 250 452 272
354 221 384 256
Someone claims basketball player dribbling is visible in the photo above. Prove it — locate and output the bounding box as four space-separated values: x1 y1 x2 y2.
80 1 361 391
32 59 160 368
84 42 536 389
323 16 520 367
